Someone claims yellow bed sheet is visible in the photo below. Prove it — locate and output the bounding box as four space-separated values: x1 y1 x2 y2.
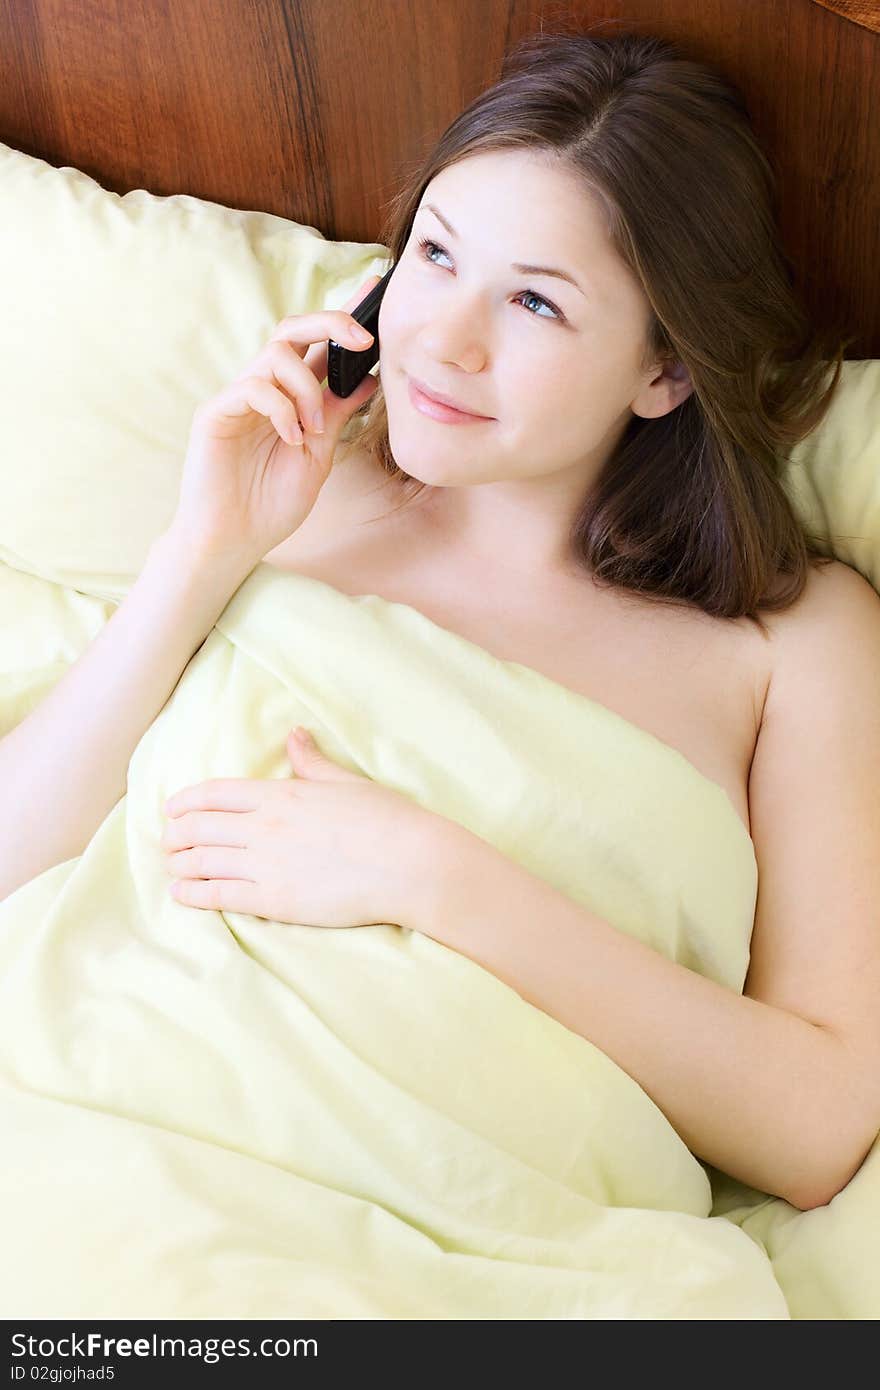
0 557 877 1319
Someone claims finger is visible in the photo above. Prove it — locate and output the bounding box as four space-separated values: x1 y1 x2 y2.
210 376 307 447
261 325 375 433
268 274 380 348
269 310 374 358
264 274 383 383
299 319 375 406
165 781 260 817
278 291 379 382
291 342 379 440
248 326 376 439
266 280 383 430
162 811 251 852
263 339 330 439
170 875 262 916
167 846 254 881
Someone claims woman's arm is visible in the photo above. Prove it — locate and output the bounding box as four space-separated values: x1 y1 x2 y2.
414 819 873 1212
0 528 256 902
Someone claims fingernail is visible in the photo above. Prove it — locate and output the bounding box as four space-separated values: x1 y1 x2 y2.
352 326 372 344
311 409 325 433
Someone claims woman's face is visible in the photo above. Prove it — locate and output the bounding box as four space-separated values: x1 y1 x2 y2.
376 149 685 492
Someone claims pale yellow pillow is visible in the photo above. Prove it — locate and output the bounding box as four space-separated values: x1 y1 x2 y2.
779 358 880 593
0 140 877 601
0 141 391 599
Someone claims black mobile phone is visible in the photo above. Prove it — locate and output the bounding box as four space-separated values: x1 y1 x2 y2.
327 263 395 398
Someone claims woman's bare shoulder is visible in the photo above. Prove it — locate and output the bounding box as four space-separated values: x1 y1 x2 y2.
764 558 879 641
758 557 880 725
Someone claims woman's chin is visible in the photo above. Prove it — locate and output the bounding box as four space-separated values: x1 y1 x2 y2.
385 435 479 487
390 457 477 489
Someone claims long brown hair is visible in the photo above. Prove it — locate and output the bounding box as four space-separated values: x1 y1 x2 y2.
345 27 857 633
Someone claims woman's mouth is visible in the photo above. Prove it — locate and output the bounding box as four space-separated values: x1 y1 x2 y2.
407 377 493 425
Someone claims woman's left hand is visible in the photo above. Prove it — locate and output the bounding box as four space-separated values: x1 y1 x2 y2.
161 727 440 930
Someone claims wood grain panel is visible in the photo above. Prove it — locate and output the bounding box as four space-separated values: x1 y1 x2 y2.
0 0 877 353
813 0 880 35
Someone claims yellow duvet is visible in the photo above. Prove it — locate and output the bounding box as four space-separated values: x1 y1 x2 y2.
0 556 877 1319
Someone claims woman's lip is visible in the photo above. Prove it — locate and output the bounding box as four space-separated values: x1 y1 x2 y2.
407 377 492 423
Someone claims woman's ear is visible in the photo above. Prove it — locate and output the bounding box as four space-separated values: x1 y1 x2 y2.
631 356 694 419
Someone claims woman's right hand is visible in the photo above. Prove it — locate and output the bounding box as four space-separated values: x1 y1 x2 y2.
168 276 382 567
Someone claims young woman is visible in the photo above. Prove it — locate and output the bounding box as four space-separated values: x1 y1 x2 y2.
249 33 877 1209
3 31 877 1221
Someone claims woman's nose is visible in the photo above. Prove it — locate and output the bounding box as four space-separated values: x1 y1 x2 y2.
419 316 489 373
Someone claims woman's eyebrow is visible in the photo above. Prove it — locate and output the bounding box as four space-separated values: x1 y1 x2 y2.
421 203 588 299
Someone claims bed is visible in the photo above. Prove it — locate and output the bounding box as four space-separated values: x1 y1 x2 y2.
0 0 878 1320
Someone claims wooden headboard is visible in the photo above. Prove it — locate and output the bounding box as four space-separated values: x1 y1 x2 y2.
1 0 878 356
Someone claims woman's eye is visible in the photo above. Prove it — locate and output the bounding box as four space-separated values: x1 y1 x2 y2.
414 235 563 322
417 237 452 269
519 291 556 319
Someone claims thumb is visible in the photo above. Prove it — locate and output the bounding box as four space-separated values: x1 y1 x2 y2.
286 727 363 782
322 273 383 427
